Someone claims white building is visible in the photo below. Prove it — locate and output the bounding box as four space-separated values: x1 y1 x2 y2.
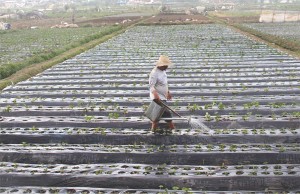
127 0 161 5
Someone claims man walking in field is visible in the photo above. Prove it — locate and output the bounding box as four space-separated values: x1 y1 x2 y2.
149 55 175 132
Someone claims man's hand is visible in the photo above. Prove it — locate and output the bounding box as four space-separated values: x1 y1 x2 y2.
153 90 160 100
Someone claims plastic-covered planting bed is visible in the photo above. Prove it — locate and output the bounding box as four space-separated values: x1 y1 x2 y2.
0 115 299 133
0 127 298 137
47 61 300 70
0 154 300 191
1 162 299 176
0 143 299 155
20 75 298 83
0 95 298 105
0 162 299 190
0 188 291 194
0 24 299 191
3 82 299 94
0 103 299 118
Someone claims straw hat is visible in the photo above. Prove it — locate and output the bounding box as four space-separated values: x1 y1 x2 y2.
156 55 172 67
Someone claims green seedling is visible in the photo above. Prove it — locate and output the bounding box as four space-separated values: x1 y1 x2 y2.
84 115 94 122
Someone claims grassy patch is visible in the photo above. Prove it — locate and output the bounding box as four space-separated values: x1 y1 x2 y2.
0 15 151 90
0 25 126 90
210 10 261 18
0 26 121 80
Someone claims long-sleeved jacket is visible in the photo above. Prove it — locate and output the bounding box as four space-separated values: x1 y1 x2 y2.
149 67 169 100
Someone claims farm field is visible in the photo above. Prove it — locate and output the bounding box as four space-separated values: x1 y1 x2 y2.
0 24 300 192
143 13 212 25
243 22 300 44
0 26 121 80
0 27 121 65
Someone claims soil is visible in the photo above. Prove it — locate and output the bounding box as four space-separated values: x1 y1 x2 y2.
219 16 260 23
0 133 297 145
9 18 74 29
9 15 143 30
76 16 143 27
144 13 213 24
8 14 254 30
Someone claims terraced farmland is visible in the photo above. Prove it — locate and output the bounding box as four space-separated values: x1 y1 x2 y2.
0 24 300 193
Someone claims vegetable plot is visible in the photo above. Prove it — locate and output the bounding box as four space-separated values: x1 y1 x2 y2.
240 22 300 54
0 27 118 65
0 24 299 192
0 26 121 80
243 22 300 44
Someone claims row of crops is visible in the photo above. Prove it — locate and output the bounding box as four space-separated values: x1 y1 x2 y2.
0 27 122 65
0 26 122 82
242 22 300 44
0 24 299 192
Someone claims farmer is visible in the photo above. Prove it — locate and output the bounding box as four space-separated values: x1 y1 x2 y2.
149 55 175 132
